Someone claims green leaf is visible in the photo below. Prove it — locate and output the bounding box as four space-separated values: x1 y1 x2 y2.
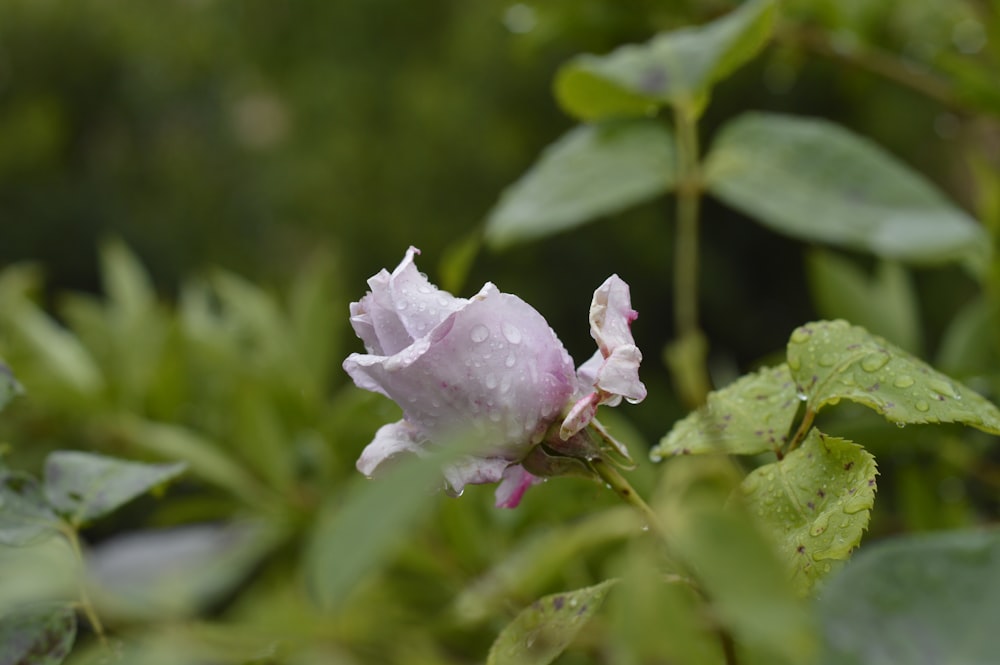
554 0 776 119
43 451 186 526
652 363 799 458
806 251 922 354
0 473 61 546
487 579 617 665
705 113 988 267
88 521 284 621
817 528 1000 665
452 507 638 626
0 603 76 665
739 430 877 596
485 120 676 248
0 362 23 412
786 320 1000 433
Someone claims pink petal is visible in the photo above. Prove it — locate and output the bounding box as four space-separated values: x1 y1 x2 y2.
560 392 600 440
356 420 428 478
442 456 511 495
494 465 543 508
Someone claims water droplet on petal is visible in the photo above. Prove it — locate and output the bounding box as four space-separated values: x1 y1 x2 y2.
501 322 523 345
485 373 498 389
470 325 489 343
504 353 516 368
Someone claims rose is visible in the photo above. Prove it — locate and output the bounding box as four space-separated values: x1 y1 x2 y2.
343 247 645 507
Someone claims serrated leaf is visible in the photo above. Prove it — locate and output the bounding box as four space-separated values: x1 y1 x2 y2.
487 580 616 665
817 528 1000 665
652 364 799 458
0 603 76 665
452 507 638 626
0 362 23 412
43 451 186 526
740 431 877 596
806 251 922 354
787 320 1000 433
705 113 988 267
554 0 776 119
0 473 61 546
485 120 676 248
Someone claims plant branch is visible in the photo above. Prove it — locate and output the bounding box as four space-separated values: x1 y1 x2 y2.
60 523 108 649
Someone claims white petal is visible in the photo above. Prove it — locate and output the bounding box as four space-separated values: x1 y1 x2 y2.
441 456 511 495
356 420 428 478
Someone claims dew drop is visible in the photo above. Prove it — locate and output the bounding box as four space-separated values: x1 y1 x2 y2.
485 373 498 389
790 328 812 344
395 301 407 311
788 356 802 371
818 353 836 367
470 324 489 343
417 284 432 294
893 375 915 388
915 400 930 412
501 322 523 345
861 353 889 372
504 353 516 368
895 422 906 428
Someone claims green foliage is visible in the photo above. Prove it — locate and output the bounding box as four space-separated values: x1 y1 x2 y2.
555 0 776 118
485 120 677 247
787 320 1000 432
704 113 988 269
487 579 617 665
0 473 61 547
816 528 1000 665
653 364 798 457
740 431 877 596
42 451 186 527
0 362 23 412
0 603 76 665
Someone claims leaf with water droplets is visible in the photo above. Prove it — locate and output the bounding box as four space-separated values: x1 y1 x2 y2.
0 473 61 547
740 430 877 596
0 602 76 665
487 579 617 665
787 320 1000 433
652 364 799 459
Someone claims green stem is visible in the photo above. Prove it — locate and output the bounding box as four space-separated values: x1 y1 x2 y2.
60 523 108 649
786 407 816 454
590 457 662 536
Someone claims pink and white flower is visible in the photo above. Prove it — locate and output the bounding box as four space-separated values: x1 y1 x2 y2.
343 247 645 508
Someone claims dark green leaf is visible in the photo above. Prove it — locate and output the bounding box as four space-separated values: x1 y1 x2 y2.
817 528 1000 665
652 364 799 458
740 431 877 596
43 451 186 526
705 113 988 267
0 473 61 546
0 603 76 665
485 120 676 248
487 580 616 665
555 0 776 119
787 320 1000 432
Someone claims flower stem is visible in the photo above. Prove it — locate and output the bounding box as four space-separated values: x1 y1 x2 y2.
59 523 108 649
668 103 712 408
589 457 662 536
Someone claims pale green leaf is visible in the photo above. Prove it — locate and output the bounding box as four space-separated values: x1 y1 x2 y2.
0 362 23 413
787 320 1000 432
485 120 676 248
452 507 638 626
100 239 156 320
806 251 922 354
43 451 186 526
555 0 776 119
487 580 617 665
739 430 877 596
0 603 76 665
0 473 61 546
705 113 988 266
817 528 1000 665
652 364 799 459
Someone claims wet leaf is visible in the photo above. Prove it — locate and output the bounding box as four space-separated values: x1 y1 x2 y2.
43 451 186 526
0 473 61 546
817 528 1000 665
0 603 76 665
787 320 1000 433
555 0 776 119
653 364 799 458
705 113 988 269
740 431 877 596
485 120 676 248
487 579 616 665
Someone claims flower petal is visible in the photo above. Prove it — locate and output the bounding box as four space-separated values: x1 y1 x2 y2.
389 246 467 339
356 420 428 478
494 465 543 508
595 344 646 403
589 274 639 355
560 392 600 439
442 456 511 495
